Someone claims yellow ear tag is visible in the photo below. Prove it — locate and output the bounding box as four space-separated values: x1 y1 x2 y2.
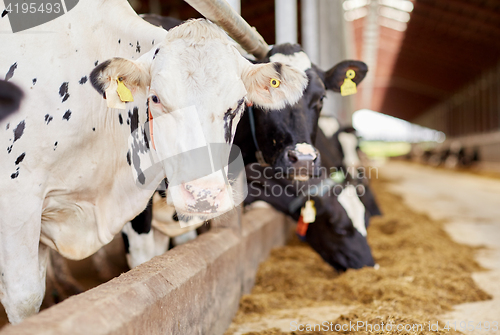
340 69 357 96
116 78 134 102
270 78 280 88
301 200 316 224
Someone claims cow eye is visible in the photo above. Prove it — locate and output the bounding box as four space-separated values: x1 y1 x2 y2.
151 95 160 104
320 95 326 103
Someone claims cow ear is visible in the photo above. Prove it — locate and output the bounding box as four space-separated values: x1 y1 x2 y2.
242 61 307 110
323 60 368 92
90 58 150 109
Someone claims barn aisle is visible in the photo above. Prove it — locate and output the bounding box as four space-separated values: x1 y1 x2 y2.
381 161 500 332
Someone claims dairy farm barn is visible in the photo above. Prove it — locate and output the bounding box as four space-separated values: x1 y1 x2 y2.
0 0 499 334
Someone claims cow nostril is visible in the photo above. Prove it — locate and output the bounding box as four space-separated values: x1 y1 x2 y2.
288 151 298 163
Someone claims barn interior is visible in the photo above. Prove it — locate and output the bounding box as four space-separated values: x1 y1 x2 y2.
1 0 500 334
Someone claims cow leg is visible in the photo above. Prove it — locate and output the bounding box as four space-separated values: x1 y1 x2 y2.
122 222 155 268
121 198 155 269
0 239 49 324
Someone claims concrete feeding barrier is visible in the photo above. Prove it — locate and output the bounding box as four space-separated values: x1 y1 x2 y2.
0 207 292 335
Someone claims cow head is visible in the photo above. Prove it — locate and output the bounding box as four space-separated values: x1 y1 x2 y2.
236 43 367 181
332 126 362 172
90 19 307 218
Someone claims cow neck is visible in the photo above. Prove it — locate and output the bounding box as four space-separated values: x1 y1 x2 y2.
287 178 340 214
247 105 269 167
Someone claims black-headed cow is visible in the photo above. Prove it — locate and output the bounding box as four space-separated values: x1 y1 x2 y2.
0 1 307 323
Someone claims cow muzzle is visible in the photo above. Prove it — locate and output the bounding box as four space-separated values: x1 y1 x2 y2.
170 173 233 217
281 143 321 181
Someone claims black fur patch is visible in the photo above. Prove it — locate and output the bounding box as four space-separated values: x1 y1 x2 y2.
89 60 112 95
32 78 37 85
62 110 71 121
1 9 8 17
121 232 130 253
59 82 70 102
223 98 244 143
130 199 152 234
126 150 131 165
267 43 302 57
13 120 25 142
15 152 25 165
79 76 88 85
129 107 139 133
5 62 17 81
273 63 282 78
136 41 141 53
44 114 53 124
118 113 123 124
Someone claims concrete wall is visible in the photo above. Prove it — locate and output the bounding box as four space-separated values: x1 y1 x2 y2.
0 207 292 335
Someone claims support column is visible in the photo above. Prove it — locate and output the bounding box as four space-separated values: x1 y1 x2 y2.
275 0 298 44
360 0 379 109
301 0 319 64
317 0 355 125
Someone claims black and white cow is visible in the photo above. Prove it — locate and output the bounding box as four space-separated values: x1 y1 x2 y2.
0 80 23 121
0 1 308 323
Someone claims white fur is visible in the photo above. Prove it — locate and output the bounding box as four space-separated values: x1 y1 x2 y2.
295 143 317 158
122 222 156 269
338 132 361 169
337 185 367 236
269 51 312 72
318 117 340 138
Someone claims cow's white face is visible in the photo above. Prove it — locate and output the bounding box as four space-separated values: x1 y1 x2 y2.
91 19 308 218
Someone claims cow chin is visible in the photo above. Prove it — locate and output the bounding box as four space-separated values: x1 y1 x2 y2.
169 173 234 218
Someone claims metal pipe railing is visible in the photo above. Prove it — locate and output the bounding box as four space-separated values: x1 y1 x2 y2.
183 0 269 59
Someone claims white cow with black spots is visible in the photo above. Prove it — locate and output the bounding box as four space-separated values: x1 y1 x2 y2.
0 0 307 323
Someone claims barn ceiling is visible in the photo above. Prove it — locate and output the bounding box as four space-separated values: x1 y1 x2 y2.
377 0 500 121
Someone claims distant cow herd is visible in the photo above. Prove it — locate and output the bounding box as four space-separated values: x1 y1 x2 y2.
1 1 379 324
